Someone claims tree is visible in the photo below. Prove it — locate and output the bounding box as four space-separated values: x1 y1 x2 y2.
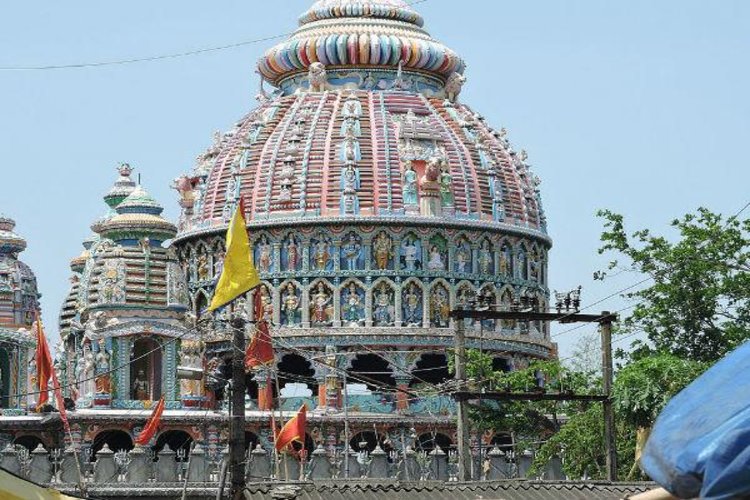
597 207 750 363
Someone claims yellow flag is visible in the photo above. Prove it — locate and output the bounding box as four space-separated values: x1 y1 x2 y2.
208 200 260 311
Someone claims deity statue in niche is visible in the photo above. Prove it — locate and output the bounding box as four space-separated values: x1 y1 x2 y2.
180 342 202 397
81 342 96 398
402 162 419 206
132 369 149 400
189 254 198 282
256 284 274 321
341 283 365 327
400 236 422 271
373 233 393 270
282 283 301 326
430 285 451 328
94 339 111 394
478 240 493 274
309 283 333 327
197 254 209 281
284 236 300 271
311 237 332 271
214 251 225 278
427 245 446 271
256 237 273 273
499 245 512 277
439 161 454 207
372 283 395 326
402 283 423 327
341 233 362 271
500 291 515 329
455 240 472 273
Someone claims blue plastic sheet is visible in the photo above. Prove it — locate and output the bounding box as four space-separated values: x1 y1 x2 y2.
641 341 750 499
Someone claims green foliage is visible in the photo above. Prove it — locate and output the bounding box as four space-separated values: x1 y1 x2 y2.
597 207 750 362
613 353 706 429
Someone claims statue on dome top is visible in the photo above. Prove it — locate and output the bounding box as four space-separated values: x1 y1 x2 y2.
444 71 467 103
308 62 328 92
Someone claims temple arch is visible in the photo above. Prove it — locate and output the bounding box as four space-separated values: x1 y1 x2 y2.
13 435 44 453
91 430 133 460
277 353 317 398
347 354 395 392
154 430 193 461
416 432 453 453
409 353 450 388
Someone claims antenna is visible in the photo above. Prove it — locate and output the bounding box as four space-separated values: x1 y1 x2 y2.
138 173 142 185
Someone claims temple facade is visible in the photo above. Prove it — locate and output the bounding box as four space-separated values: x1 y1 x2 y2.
0 0 557 489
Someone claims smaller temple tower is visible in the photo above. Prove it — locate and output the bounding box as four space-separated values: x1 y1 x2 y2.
0 215 39 413
59 166 195 410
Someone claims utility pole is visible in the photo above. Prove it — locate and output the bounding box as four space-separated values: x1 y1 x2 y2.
601 313 617 481
454 317 472 482
230 315 247 500
450 296 618 482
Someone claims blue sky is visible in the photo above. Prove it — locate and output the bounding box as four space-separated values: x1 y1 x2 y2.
1 1 748 357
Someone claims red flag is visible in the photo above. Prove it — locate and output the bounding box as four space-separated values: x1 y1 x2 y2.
135 397 166 446
33 312 53 411
275 404 307 452
245 292 274 370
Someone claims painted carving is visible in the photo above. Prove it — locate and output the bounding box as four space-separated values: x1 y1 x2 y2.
402 161 419 206
308 62 328 92
98 259 126 304
341 283 365 327
400 235 422 271
372 232 393 271
341 233 363 271
311 236 333 271
282 283 301 327
430 284 450 328
454 238 472 273
402 283 423 327
444 72 467 103
372 283 395 327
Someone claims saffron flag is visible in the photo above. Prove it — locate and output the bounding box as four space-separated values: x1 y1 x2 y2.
34 312 53 411
134 396 166 446
275 404 307 452
208 199 260 312
245 291 274 370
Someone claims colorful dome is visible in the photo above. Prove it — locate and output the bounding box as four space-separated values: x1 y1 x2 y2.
0 216 39 330
95 185 177 244
174 0 553 366
258 0 464 93
103 163 137 209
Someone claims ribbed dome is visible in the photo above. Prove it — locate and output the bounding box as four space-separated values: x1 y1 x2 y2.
258 0 463 93
0 217 39 330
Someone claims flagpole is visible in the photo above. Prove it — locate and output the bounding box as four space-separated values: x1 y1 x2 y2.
273 371 290 481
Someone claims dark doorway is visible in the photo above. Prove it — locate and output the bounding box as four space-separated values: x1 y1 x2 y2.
91 430 134 460
154 430 193 461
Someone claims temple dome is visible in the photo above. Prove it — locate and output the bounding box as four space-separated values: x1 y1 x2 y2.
0 216 39 330
258 0 463 93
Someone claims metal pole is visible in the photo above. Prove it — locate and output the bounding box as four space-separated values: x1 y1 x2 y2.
230 316 247 500
454 317 472 481
342 367 351 479
601 313 617 481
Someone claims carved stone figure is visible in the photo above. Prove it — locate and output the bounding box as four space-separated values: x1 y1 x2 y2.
439 162 454 208
373 233 393 270
341 234 362 271
258 239 272 273
427 245 445 271
342 283 364 326
313 239 331 271
402 237 420 271
94 339 111 394
257 285 273 321
402 162 419 206
282 283 300 326
402 284 422 327
479 240 493 274
445 72 467 103
82 342 95 399
431 287 450 328
308 62 328 92
286 237 299 271
309 283 333 326
455 242 470 273
373 283 395 326
180 342 202 397
197 255 209 281
132 369 149 401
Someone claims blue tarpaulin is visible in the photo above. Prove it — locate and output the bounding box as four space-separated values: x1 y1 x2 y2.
641 341 750 500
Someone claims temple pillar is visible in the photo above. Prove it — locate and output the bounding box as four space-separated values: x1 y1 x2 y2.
254 369 274 411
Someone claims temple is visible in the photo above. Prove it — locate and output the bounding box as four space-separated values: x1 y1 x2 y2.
0 0 566 492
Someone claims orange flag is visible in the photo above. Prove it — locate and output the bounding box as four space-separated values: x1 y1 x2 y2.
275 404 307 452
135 397 166 446
245 291 274 370
33 312 53 411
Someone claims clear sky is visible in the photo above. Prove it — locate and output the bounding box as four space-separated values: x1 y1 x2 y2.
1 1 748 357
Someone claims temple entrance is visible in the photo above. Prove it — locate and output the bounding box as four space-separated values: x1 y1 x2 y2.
91 430 133 460
154 430 193 462
492 357 511 373
410 354 450 388
130 338 163 401
0 347 10 409
348 431 393 453
348 354 395 392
